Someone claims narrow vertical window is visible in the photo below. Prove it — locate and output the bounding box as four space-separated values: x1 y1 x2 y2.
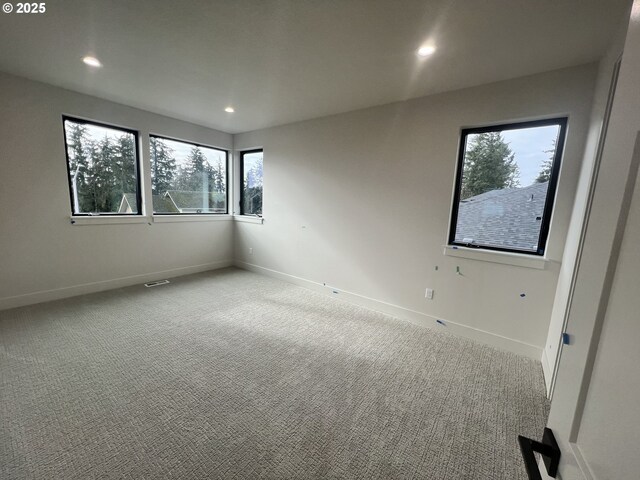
149 135 228 214
240 149 263 216
63 117 141 215
449 118 567 255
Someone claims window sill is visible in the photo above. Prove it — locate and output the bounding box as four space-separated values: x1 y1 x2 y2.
152 214 232 223
70 215 150 226
233 215 264 224
443 245 548 269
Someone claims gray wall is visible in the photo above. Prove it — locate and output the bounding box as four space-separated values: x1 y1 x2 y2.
234 64 597 357
0 72 234 309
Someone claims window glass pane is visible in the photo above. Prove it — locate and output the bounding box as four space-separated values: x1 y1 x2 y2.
149 136 227 214
64 119 139 215
452 122 564 254
242 150 263 215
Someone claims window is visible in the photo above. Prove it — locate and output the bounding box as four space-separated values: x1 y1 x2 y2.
240 149 263 216
149 135 228 214
63 117 141 215
449 118 567 255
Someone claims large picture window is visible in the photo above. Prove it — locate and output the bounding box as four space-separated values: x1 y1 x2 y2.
449 118 567 255
240 149 263 216
63 117 141 215
149 135 228 214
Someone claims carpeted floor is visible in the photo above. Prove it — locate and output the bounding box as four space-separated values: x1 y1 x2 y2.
0 268 548 479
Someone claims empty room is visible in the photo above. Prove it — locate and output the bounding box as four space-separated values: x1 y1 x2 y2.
1 1 640 479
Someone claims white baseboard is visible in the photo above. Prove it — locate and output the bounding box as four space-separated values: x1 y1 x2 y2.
0 259 234 311
236 261 542 360
541 348 554 398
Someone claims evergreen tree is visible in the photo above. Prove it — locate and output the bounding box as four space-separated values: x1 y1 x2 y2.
173 165 192 191
243 160 263 215
535 160 552 183
65 122 141 213
535 140 556 183
112 135 137 207
245 161 263 190
150 137 176 194
461 132 520 199
65 122 92 212
87 135 117 212
209 158 226 193
183 146 208 191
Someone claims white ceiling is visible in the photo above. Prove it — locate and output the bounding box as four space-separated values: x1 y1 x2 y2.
0 0 630 133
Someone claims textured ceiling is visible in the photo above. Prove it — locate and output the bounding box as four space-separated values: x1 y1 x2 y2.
0 0 631 133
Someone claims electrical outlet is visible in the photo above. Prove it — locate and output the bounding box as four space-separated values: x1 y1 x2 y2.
425 288 434 300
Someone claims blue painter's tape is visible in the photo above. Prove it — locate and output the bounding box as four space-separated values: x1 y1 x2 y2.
436 320 445 326
562 333 570 345
520 293 526 298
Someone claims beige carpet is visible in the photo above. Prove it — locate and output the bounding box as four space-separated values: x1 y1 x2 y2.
0 268 548 479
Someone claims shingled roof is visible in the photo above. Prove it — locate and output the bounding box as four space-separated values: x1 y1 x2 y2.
118 193 139 214
117 193 180 213
153 195 179 213
455 181 549 252
165 191 225 213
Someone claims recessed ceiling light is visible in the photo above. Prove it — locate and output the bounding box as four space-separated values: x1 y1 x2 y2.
417 45 436 57
82 56 102 68
225 106 235 113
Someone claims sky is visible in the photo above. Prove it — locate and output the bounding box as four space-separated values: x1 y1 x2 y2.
80 122 129 144
78 123 226 168
502 125 559 186
158 137 226 168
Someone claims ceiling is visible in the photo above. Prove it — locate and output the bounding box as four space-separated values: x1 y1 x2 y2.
0 0 630 133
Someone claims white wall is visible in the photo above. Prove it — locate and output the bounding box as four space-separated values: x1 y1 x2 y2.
542 7 630 394
544 2 640 477
575 142 640 479
0 72 234 309
233 65 597 358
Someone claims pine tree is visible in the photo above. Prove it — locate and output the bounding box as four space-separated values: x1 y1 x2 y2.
86 135 117 212
535 140 556 183
112 135 137 207
65 122 141 213
535 160 552 183
243 160 263 215
65 122 92 212
150 137 176 194
461 132 520 199
173 165 191 191
209 158 226 193
183 146 208 191
82 138 100 212
245 161 263 190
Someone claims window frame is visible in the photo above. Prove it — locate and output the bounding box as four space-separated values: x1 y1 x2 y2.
448 117 568 256
148 134 230 216
62 115 143 217
239 148 264 216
